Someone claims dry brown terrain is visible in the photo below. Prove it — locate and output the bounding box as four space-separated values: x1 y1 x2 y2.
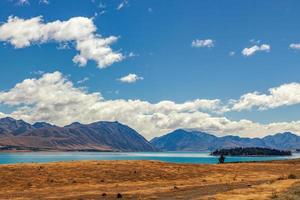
0 159 300 200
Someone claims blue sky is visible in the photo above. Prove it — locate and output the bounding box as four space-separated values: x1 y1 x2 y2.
1 0 300 138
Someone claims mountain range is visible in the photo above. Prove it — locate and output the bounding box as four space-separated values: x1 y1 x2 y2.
0 117 156 152
0 117 299 152
150 129 300 151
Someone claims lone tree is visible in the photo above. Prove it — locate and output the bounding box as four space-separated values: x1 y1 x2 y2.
218 154 225 164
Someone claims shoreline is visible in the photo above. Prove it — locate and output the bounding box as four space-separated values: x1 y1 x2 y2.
1 157 300 166
0 151 299 166
0 149 295 155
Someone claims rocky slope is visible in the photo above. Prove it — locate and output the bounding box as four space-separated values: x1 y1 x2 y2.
0 117 156 152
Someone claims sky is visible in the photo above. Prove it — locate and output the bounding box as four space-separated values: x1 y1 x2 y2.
1 0 300 139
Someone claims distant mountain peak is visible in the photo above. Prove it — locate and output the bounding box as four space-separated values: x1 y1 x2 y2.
0 117 16 122
174 128 188 132
0 117 34 136
64 122 82 128
279 132 296 136
33 122 53 129
92 121 122 125
151 129 300 151
150 129 217 151
0 117 157 152
169 129 192 135
0 117 29 125
170 129 215 137
264 132 298 138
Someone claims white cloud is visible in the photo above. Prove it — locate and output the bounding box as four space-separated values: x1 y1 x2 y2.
242 44 270 56
98 2 106 9
231 82 300 111
94 11 106 17
0 72 102 106
117 0 128 10
191 39 214 48
249 39 261 44
39 0 49 5
118 73 144 83
30 70 45 75
128 52 138 58
0 112 5 119
12 0 49 6
77 77 90 84
0 16 124 68
1 72 300 139
289 43 300 50
16 0 29 6
57 42 70 50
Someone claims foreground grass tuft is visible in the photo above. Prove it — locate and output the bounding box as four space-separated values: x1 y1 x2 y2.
288 174 297 179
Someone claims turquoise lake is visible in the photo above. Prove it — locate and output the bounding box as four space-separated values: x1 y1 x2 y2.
0 152 300 164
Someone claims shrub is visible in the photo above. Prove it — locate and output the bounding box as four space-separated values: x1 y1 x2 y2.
288 174 297 179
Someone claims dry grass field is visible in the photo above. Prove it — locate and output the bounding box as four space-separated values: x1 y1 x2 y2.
0 159 300 199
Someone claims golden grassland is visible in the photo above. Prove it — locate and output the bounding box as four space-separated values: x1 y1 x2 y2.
0 159 300 199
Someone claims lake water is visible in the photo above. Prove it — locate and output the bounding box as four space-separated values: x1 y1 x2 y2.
0 152 300 164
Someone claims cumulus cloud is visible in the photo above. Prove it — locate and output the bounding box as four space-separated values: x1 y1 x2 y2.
118 73 143 83
0 72 102 106
0 16 124 68
1 72 300 139
191 39 214 48
289 43 300 50
242 44 270 56
231 82 300 111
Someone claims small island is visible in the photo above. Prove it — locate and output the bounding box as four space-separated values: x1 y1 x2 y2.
212 147 292 156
